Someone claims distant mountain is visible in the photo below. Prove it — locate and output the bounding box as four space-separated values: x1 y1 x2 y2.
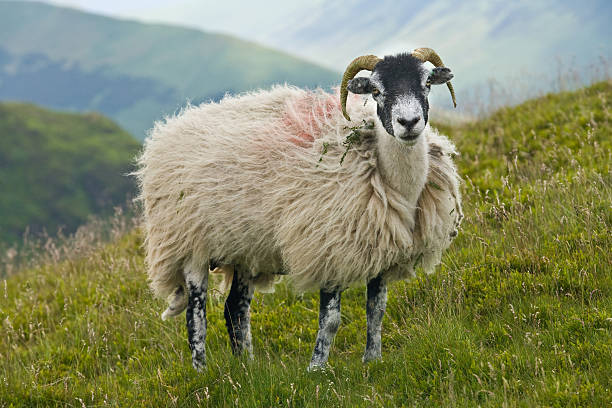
255 0 611 68
0 102 140 244
211 0 611 109
0 1 339 139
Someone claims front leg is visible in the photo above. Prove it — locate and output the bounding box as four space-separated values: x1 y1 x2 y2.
186 264 209 372
308 289 342 370
363 275 387 362
224 266 254 357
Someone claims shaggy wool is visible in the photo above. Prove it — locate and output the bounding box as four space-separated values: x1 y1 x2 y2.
135 85 463 302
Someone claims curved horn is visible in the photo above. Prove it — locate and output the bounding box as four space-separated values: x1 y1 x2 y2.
340 55 381 121
412 47 457 108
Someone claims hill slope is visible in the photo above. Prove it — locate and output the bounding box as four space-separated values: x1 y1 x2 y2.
0 1 339 139
0 102 140 244
0 82 610 406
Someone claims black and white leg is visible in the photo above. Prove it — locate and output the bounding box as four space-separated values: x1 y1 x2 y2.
186 263 209 371
363 275 387 362
308 288 342 370
224 266 254 357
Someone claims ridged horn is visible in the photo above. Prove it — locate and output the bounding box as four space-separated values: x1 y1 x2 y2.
412 47 457 108
340 55 381 121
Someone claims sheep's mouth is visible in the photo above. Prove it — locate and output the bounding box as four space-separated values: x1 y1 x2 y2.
397 133 420 143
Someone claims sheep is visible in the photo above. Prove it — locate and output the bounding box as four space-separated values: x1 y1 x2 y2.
136 48 463 371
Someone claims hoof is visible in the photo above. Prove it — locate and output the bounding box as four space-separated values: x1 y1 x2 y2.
232 349 254 361
362 351 382 363
192 352 206 372
307 362 328 372
230 342 254 358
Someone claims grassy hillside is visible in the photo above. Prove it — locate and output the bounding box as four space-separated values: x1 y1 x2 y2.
0 102 140 245
0 82 610 406
0 1 339 139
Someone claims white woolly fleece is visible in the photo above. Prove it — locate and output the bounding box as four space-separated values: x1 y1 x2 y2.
135 85 463 301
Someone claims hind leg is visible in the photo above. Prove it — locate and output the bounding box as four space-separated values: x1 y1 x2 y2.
224 266 254 357
186 262 209 371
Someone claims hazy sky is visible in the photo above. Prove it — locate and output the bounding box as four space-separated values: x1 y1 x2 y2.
24 0 612 110
36 0 311 38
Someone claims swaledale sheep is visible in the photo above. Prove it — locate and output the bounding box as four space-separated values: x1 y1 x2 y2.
136 48 463 371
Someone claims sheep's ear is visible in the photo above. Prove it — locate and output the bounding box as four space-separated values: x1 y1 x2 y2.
347 77 373 94
428 67 453 85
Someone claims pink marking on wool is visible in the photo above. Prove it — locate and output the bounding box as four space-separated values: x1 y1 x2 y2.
281 92 341 147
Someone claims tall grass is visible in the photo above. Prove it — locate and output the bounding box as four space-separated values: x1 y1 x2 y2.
0 204 138 279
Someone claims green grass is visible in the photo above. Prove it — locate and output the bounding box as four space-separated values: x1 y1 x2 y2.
0 82 610 407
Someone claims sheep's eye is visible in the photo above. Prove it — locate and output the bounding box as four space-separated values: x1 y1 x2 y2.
426 80 431 88
372 88 380 97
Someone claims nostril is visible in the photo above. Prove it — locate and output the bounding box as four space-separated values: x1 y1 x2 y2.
397 117 420 128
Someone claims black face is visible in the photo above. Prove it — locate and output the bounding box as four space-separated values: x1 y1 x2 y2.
347 53 453 142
